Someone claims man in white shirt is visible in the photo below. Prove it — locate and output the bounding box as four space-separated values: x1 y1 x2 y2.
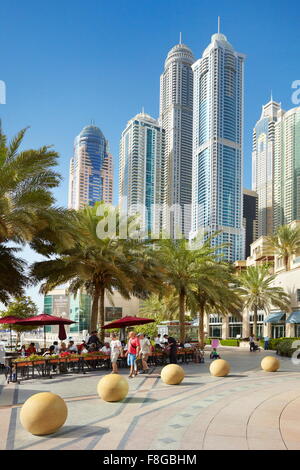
138 333 151 373
101 343 111 355
110 334 122 374
67 341 78 353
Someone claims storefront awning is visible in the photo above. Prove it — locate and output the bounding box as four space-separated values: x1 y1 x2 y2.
286 311 300 324
264 312 285 323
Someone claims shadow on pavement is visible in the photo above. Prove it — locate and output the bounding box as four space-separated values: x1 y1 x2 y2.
125 397 157 404
51 425 110 439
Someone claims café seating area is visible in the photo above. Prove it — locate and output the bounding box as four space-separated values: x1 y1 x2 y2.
3 347 199 383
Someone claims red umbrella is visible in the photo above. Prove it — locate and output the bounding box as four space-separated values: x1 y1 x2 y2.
14 314 75 348
0 316 23 350
102 316 155 329
58 324 67 341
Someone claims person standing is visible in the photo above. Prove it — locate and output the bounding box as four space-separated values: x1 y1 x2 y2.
138 333 151 374
249 335 255 352
87 331 101 349
126 331 140 378
264 335 270 350
110 334 122 374
167 337 177 364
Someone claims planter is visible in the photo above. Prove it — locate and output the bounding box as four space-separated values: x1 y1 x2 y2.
15 362 30 367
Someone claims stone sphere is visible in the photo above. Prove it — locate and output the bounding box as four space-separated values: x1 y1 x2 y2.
160 364 185 385
210 359 230 377
261 356 280 372
97 374 129 402
20 392 68 435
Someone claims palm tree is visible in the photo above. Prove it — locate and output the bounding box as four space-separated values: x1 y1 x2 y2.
267 224 300 271
0 126 71 301
139 291 179 321
188 262 242 348
0 127 61 244
30 203 164 340
157 234 222 343
238 264 290 337
0 246 27 304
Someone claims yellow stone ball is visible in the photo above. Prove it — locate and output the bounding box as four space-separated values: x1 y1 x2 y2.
261 356 280 372
210 359 230 377
160 364 185 385
97 374 129 402
20 392 68 436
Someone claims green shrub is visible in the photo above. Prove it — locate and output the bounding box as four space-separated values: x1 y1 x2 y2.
220 339 239 347
276 338 300 357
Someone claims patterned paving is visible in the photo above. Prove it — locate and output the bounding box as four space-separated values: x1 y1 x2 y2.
2 348 300 450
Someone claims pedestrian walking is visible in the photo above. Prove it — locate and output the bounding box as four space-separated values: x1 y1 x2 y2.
110 333 122 374
126 331 140 378
137 333 150 374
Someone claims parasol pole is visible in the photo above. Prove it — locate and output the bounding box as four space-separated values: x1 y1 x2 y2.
10 325 12 351
44 325 46 349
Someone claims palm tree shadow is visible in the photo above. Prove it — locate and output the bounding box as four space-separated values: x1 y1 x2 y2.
124 397 157 404
51 425 109 439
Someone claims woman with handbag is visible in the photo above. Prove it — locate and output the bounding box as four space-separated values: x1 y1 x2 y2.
125 331 140 378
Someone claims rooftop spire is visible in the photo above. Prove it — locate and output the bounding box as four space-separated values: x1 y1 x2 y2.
179 32 182 44
218 16 221 34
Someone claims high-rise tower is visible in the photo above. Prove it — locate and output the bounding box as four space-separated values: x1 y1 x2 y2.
252 100 282 236
273 106 300 228
68 124 113 210
159 37 194 238
191 27 245 262
119 112 164 237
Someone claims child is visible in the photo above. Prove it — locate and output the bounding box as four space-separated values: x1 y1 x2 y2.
210 348 220 360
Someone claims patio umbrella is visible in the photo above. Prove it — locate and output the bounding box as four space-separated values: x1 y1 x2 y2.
58 323 67 341
0 316 23 350
102 315 155 330
14 314 75 348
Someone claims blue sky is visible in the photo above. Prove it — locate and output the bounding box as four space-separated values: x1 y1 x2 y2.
1 0 299 310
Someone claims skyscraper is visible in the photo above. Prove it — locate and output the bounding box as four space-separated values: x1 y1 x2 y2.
68 124 113 210
159 37 194 238
119 112 164 237
273 106 300 228
191 26 245 262
252 100 282 236
243 189 258 258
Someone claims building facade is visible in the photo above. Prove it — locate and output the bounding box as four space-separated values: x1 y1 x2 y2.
119 112 164 237
252 100 282 236
68 124 113 210
191 30 245 262
229 220 300 340
243 189 258 258
159 40 194 238
273 106 300 229
44 288 140 334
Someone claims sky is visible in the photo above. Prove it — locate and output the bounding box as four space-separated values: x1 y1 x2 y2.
1 0 300 311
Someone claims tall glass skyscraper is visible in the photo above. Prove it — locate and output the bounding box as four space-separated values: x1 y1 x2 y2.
68 124 113 210
191 29 245 262
119 112 164 237
159 39 194 238
252 100 282 236
273 106 300 228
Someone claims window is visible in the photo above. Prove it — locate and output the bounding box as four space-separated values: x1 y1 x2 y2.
297 289 300 302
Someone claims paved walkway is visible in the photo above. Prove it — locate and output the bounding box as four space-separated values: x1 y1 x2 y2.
1 348 300 450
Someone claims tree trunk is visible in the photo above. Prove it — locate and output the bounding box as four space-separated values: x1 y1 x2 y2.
98 286 105 343
198 306 205 349
284 255 289 271
90 287 100 332
253 305 258 338
179 290 185 343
